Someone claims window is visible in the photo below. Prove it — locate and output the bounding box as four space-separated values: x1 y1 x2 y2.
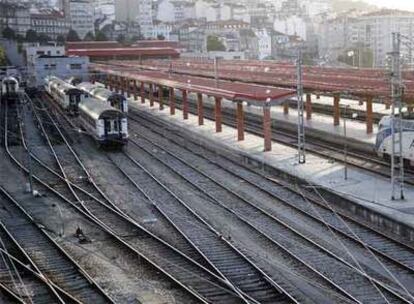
70 63 82 70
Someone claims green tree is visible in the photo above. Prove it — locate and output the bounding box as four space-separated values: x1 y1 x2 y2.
2 27 15 40
117 34 126 43
25 29 38 42
38 33 51 44
338 47 374 68
207 35 226 52
84 31 95 41
95 30 108 41
157 34 165 40
66 29 81 42
0 47 8 65
56 34 66 45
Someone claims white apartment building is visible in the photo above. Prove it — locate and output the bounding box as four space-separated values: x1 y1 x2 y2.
157 0 195 23
274 15 307 41
137 0 154 38
318 15 358 61
68 0 95 39
115 0 139 22
354 10 414 67
254 28 271 59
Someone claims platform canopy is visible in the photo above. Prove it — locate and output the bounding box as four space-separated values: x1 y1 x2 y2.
91 63 296 105
107 59 414 101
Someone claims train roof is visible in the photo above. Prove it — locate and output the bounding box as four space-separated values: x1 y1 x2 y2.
79 98 125 120
2 76 18 83
47 76 82 94
77 82 102 93
90 86 126 102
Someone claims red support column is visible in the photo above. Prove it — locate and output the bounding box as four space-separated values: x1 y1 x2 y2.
263 104 272 152
306 93 312 120
283 100 289 115
366 96 373 134
133 80 138 100
158 85 164 110
121 77 125 95
197 93 203 125
169 87 175 115
140 82 145 103
126 79 131 98
215 96 222 132
114 76 119 93
149 84 154 107
182 90 188 119
108 75 113 91
333 94 340 126
236 102 244 141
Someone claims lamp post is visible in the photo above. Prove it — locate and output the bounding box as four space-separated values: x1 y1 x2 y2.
343 105 358 180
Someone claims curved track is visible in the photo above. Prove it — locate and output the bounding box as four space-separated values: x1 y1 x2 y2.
17 93 247 304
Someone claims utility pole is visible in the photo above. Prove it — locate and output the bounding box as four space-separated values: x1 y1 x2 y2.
390 32 404 200
296 48 306 164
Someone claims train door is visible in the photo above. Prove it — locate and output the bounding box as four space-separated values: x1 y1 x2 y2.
104 119 110 136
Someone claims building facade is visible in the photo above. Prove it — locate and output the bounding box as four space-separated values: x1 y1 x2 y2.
68 0 95 39
31 8 69 40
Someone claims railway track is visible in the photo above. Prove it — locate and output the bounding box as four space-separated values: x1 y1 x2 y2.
127 109 414 303
16 93 248 303
168 97 414 184
0 186 90 304
2 99 115 304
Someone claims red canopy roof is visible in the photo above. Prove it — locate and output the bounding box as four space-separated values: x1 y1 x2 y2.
91 63 295 104
66 47 179 58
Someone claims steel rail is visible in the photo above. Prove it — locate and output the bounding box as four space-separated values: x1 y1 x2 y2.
38 93 253 303
115 150 294 304
127 110 414 303
12 96 244 303
3 100 116 304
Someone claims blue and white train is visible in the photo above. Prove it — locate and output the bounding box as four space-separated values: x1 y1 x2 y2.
376 115 414 166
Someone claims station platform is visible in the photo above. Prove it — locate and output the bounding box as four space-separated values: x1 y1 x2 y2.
203 93 379 147
128 96 414 241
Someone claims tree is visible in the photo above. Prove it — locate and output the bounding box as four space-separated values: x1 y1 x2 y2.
56 34 66 45
0 47 8 66
2 27 15 40
117 34 126 43
95 30 108 41
157 34 165 40
25 29 38 42
207 35 226 52
338 46 374 68
66 29 81 42
84 31 95 41
38 33 51 44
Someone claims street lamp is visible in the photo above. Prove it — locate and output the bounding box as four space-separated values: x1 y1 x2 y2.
343 104 358 180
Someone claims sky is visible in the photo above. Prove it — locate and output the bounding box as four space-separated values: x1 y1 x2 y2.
365 0 414 11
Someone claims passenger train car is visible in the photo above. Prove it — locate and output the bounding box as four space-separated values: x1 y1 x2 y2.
78 97 128 146
77 82 128 113
44 76 84 115
1 76 19 102
376 114 414 166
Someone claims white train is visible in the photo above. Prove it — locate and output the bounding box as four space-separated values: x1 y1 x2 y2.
44 76 84 115
45 76 128 146
77 82 128 113
1 76 19 102
79 97 128 146
376 115 414 166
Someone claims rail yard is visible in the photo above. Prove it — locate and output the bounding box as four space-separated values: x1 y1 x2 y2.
2 58 414 304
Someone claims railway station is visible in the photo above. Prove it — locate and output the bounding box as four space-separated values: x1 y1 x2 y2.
3 25 414 304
